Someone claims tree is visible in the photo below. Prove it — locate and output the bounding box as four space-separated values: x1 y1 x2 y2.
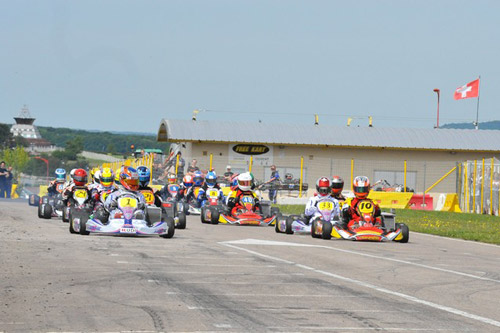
52 136 84 161
0 123 12 149
1 146 30 179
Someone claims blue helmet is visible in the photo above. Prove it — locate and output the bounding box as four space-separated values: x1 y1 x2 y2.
193 171 204 186
205 171 217 188
136 166 151 187
55 168 66 181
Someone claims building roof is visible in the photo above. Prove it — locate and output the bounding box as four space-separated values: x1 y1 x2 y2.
157 119 500 152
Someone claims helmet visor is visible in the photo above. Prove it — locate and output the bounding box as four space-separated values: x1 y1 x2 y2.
354 186 369 194
331 182 343 189
318 187 330 195
239 180 251 187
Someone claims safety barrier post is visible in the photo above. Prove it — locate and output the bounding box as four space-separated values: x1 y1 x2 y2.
299 156 304 198
175 153 179 175
249 156 253 172
490 158 494 215
473 160 477 213
404 160 407 193
350 159 354 191
480 158 485 214
209 153 213 171
464 162 469 213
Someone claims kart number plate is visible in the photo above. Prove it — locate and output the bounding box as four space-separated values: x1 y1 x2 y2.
74 189 88 199
141 191 155 205
208 190 219 197
318 201 333 210
57 184 64 192
241 196 254 204
358 201 375 214
119 197 138 208
120 227 136 234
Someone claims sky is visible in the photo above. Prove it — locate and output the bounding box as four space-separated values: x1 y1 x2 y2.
1 0 499 134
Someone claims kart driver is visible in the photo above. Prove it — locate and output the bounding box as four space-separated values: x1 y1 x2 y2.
227 172 262 215
137 166 162 207
342 176 382 229
62 168 93 207
158 173 181 201
198 171 223 205
304 177 340 224
184 171 204 207
91 167 116 221
47 168 67 197
103 166 146 223
331 176 346 201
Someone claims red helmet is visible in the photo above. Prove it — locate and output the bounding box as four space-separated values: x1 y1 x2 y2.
73 169 88 186
316 177 331 197
119 166 139 191
167 173 177 184
353 176 370 199
331 176 344 195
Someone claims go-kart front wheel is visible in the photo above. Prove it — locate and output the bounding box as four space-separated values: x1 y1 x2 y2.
210 207 220 224
42 204 52 219
161 217 175 238
176 212 186 229
285 216 294 234
396 223 409 243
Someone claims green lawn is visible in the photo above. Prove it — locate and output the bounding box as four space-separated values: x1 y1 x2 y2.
275 204 500 245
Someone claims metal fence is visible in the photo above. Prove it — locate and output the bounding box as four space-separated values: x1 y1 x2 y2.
458 158 500 215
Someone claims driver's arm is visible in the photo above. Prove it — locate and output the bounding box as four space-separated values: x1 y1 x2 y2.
304 197 317 217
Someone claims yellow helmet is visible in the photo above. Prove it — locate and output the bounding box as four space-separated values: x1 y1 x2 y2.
114 167 123 185
100 167 114 187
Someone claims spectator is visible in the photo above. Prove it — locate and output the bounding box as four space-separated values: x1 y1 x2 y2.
0 161 7 198
5 166 13 199
224 165 234 181
164 151 185 182
266 164 280 203
187 159 200 174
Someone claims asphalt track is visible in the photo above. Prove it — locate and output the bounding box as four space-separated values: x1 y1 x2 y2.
1 200 500 332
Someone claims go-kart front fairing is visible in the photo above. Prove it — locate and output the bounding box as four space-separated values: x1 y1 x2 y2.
218 195 277 226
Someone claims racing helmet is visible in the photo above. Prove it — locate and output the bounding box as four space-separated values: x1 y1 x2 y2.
353 176 370 199
231 174 239 187
73 169 88 186
69 169 77 180
55 168 66 182
93 169 101 185
114 167 122 185
137 166 151 187
119 166 140 191
100 167 114 188
183 174 193 188
167 173 177 184
237 172 252 192
193 171 204 186
331 176 344 195
316 177 332 197
205 171 217 188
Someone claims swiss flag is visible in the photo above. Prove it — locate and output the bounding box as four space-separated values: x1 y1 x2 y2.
454 79 480 100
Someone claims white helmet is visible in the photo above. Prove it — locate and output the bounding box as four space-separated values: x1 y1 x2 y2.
237 172 252 191
70 169 77 179
94 169 101 184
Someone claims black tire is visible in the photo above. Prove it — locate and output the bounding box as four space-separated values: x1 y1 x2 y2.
176 212 186 229
37 204 43 218
397 223 409 243
200 206 207 223
42 204 52 219
311 219 320 238
62 207 69 222
275 216 281 233
210 207 220 224
79 211 90 235
285 216 294 234
322 220 332 240
160 217 175 238
69 215 77 234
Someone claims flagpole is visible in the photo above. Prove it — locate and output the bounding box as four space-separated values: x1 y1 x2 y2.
475 75 481 130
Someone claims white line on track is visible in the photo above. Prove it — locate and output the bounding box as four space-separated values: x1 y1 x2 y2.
221 242 500 328
223 238 500 283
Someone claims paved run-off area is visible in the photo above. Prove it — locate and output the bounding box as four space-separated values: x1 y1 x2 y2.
1 200 500 332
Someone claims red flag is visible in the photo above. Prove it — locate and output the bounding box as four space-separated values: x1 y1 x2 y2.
454 79 480 100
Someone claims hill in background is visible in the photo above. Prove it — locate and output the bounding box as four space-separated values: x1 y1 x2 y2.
441 120 500 130
37 126 169 155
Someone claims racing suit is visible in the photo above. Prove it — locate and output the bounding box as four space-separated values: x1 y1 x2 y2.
198 183 223 207
47 180 65 197
91 184 117 222
304 195 340 225
159 183 182 201
184 185 203 207
138 185 162 207
227 189 261 216
342 197 382 229
62 184 93 207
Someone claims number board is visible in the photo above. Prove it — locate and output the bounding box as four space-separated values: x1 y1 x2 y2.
118 197 138 208
208 190 219 198
57 184 64 192
141 190 155 205
358 200 375 214
318 201 333 211
74 190 88 199
241 196 254 204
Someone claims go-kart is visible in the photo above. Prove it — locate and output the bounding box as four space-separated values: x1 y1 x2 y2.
31 182 65 219
200 187 224 224
68 188 94 234
72 193 175 238
185 187 203 215
61 187 92 223
331 200 409 242
159 184 187 229
217 195 280 226
275 197 340 236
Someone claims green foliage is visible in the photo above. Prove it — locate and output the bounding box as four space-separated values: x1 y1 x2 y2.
38 126 169 154
0 146 30 178
52 136 84 160
0 123 11 148
274 204 500 245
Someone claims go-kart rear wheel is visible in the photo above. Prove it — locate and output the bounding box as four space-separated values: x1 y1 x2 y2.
210 207 220 224
62 207 69 222
37 204 43 218
397 223 409 243
42 204 52 219
311 219 320 238
200 206 207 223
79 212 90 235
285 216 294 234
176 212 186 229
161 217 175 238
69 215 77 234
